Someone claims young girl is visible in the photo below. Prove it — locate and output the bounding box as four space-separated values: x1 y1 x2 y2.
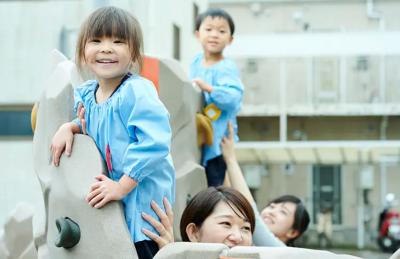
50 6 175 258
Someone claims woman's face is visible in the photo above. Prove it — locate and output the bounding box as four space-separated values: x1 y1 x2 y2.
260 202 298 243
187 201 252 247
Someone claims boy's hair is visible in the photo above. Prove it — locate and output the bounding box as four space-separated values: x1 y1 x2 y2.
75 6 144 72
195 8 235 35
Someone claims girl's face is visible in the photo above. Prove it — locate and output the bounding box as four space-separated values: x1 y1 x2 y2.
196 16 233 56
84 36 132 82
260 202 299 243
186 201 252 248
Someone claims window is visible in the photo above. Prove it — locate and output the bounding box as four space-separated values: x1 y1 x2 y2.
356 56 369 71
0 107 33 137
313 57 339 103
312 165 342 224
246 59 258 73
59 26 78 59
193 3 199 32
173 24 181 61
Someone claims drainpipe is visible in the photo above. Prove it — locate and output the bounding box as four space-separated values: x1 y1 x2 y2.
368 0 388 250
367 0 387 103
375 0 389 229
360 2 385 249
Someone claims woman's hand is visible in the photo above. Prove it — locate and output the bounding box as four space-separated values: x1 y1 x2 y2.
142 197 174 249
86 174 125 209
221 122 256 204
221 122 236 163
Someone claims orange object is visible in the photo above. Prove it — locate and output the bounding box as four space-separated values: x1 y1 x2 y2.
196 113 213 147
31 102 39 133
141 56 159 94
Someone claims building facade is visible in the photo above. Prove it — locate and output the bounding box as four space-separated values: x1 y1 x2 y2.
210 0 400 248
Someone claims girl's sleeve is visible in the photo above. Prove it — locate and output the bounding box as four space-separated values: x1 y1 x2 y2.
119 79 172 183
208 62 244 111
252 203 286 247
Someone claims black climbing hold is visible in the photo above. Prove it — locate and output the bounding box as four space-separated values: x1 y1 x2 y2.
55 217 81 249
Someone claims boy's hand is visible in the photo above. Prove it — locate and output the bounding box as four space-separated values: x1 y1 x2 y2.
192 78 213 93
142 197 174 249
221 122 236 163
77 103 87 135
86 174 125 209
50 123 75 166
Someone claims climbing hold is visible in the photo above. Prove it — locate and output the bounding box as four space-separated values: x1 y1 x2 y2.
55 217 81 249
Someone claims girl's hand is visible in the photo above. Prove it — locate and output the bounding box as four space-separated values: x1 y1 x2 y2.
141 197 174 249
77 103 87 135
50 122 75 166
192 78 213 93
221 122 236 163
86 174 124 209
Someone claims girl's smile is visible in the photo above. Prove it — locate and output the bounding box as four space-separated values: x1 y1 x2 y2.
84 37 132 88
96 58 118 64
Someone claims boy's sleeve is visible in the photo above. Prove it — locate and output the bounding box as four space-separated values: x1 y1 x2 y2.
119 79 172 183
208 63 244 111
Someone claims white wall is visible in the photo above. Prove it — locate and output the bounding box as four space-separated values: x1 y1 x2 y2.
0 141 43 225
0 0 208 105
1 1 84 104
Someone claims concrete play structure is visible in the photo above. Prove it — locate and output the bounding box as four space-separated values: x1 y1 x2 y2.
1 50 399 258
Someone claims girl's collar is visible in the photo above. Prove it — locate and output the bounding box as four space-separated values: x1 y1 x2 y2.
94 73 132 104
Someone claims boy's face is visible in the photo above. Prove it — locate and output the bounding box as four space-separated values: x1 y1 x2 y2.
196 16 233 55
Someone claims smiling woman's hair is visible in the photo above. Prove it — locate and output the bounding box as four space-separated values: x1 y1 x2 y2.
268 195 310 246
195 8 235 36
180 186 255 241
75 6 143 72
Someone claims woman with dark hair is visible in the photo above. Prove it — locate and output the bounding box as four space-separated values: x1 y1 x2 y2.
141 124 309 249
141 186 255 249
260 195 310 246
180 186 255 247
222 123 310 246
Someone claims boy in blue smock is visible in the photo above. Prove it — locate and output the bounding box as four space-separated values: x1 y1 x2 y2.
190 8 243 187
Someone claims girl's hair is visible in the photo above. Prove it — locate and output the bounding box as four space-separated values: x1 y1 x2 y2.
268 195 310 246
195 8 235 36
180 186 255 241
75 6 143 72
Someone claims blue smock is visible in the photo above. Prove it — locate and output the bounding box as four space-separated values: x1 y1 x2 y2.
72 74 175 243
189 52 244 165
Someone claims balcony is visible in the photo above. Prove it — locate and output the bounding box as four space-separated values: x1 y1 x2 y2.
226 32 400 117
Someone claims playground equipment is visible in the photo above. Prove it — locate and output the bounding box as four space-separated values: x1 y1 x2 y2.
29 50 207 258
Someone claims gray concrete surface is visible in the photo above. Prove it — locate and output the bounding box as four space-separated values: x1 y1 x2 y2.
331 249 393 259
